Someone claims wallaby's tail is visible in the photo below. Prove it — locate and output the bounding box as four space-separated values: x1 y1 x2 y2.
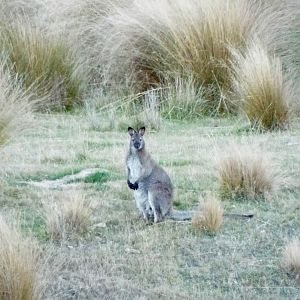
167 210 194 221
223 213 254 219
166 211 254 221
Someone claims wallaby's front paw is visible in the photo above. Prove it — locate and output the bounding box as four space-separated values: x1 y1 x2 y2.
127 180 138 190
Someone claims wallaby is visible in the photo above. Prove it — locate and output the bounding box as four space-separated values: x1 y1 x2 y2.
126 127 254 223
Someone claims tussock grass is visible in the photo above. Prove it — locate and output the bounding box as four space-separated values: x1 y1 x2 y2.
0 20 86 110
0 58 33 148
138 90 161 130
161 76 205 119
102 0 291 115
282 239 300 276
0 216 43 300
192 195 223 234
44 192 92 241
231 41 291 130
218 147 274 200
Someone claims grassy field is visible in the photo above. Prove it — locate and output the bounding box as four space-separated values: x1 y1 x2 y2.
0 0 299 298
0 113 299 299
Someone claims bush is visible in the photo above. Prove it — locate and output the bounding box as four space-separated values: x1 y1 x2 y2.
0 21 86 110
0 216 43 300
192 195 223 234
218 148 274 200
44 192 92 241
282 239 300 278
231 41 291 130
101 0 291 115
0 58 33 148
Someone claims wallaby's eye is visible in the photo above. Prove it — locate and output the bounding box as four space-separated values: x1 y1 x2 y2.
140 138 142 141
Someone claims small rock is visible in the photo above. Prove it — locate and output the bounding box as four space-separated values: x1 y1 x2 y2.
125 248 140 254
93 222 107 228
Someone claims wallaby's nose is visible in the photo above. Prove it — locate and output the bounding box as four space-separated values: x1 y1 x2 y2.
134 142 140 149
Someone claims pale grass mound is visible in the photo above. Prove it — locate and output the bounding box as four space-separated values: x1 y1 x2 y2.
102 0 290 114
282 239 300 277
0 58 33 148
44 192 93 241
0 20 86 110
0 216 43 300
218 147 274 200
192 195 224 234
231 41 292 130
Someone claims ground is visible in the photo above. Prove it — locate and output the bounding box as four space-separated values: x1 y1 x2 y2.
0 113 299 299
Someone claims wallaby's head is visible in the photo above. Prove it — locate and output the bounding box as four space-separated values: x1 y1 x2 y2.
128 127 145 151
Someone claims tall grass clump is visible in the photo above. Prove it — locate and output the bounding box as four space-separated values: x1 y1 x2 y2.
192 194 223 234
0 21 86 110
0 216 43 300
161 76 205 119
102 0 290 115
218 148 274 200
44 193 92 241
282 238 300 278
0 58 33 148
231 42 292 130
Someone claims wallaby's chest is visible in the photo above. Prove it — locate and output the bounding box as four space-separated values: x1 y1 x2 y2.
127 155 142 182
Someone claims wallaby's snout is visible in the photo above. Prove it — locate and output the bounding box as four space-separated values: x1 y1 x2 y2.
133 141 141 149
128 126 145 151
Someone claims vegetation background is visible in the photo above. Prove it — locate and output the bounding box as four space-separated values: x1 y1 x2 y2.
0 0 299 299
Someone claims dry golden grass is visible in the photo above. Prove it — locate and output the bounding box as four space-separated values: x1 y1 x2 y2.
0 58 33 148
282 239 300 276
44 192 93 241
231 41 292 129
102 0 291 114
0 20 86 110
192 195 224 234
218 147 274 200
0 216 42 300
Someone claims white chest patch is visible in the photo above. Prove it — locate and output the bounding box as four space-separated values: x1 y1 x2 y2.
127 155 142 183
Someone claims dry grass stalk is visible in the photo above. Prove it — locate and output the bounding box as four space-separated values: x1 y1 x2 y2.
218 148 274 200
282 239 300 276
192 195 223 234
0 216 42 300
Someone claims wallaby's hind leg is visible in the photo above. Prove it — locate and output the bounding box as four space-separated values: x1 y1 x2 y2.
134 189 152 221
148 192 162 223
148 188 172 223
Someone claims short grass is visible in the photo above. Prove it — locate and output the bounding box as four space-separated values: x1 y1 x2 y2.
0 113 299 298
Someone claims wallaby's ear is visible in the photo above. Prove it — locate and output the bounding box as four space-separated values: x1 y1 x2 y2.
128 127 136 136
139 127 145 136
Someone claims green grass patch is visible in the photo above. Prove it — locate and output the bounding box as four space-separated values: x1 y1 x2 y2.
20 208 48 241
22 167 83 182
173 200 190 210
83 171 112 184
160 159 193 167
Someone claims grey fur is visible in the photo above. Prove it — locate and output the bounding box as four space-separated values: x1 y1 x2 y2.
126 127 179 223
